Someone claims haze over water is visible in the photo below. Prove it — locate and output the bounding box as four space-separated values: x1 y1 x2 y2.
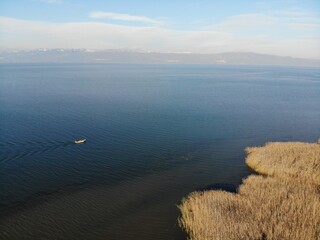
1 63 320 240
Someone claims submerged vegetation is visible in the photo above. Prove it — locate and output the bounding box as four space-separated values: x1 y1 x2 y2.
179 142 320 240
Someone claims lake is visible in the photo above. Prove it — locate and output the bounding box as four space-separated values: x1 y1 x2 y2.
1 64 319 240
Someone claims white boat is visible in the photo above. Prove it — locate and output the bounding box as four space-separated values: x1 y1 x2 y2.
74 139 86 144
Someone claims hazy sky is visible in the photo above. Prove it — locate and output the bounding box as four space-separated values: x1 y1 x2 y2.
1 0 320 58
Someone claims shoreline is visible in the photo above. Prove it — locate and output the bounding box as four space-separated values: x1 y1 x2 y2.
179 141 320 240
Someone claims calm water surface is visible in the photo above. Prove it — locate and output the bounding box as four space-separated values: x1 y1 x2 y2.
1 64 319 239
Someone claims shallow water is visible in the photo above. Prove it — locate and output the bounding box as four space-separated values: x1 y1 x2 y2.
1 64 319 239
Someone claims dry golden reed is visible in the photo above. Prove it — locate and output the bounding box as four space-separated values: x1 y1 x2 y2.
246 142 320 184
179 142 320 240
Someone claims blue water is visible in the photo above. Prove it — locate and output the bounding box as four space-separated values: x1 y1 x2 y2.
1 64 319 240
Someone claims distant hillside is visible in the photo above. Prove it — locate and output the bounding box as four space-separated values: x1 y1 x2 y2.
0 49 319 67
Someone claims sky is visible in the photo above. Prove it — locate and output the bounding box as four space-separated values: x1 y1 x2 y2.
0 0 320 58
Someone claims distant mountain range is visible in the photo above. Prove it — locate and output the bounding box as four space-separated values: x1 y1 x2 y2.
0 49 319 67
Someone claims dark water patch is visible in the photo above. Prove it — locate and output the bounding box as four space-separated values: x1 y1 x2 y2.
0 140 76 164
1 167 196 240
0 180 92 217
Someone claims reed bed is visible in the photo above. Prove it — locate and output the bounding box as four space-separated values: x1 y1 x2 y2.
246 142 320 184
179 142 320 240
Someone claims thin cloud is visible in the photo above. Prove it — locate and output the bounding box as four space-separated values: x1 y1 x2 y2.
204 10 320 41
89 11 161 24
39 0 64 3
271 9 311 17
206 13 278 31
290 23 320 29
